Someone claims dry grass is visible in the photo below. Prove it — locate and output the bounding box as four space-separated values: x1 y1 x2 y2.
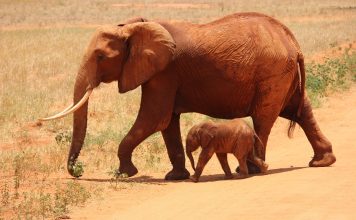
0 0 355 218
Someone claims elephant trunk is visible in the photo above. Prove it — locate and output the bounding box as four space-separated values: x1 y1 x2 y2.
67 64 93 177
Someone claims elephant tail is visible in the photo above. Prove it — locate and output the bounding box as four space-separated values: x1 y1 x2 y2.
186 150 196 171
296 52 305 118
288 53 305 138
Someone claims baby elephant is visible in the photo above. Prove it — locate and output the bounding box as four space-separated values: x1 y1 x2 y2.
186 119 268 182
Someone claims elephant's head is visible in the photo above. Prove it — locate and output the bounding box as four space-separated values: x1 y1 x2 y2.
40 20 176 177
185 123 215 171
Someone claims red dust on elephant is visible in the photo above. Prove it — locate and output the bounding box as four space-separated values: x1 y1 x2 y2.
40 12 336 180
185 119 268 182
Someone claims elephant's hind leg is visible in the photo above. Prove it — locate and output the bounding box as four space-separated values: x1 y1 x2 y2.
300 98 336 166
216 153 233 179
236 119 276 174
236 155 249 179
247 106 280 173
162 113 190 180
248 153 268 174
282 97 336 167
239 79 291 174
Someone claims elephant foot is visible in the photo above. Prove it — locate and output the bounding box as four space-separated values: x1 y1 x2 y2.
309 152 336 167
236 161 261 174
165 168 190 180
118 161 138 177
260 162 269 174
236 173 249 179
224 174 234 180
189 175 199 183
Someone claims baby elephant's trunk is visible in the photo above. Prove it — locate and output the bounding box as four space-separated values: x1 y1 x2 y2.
186 150 196 171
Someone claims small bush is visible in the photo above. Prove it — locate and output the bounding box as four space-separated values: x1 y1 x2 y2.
71 161 85 178
55 130 72 145
85 128 125 150
11 180 91 219
306 51 356 106
1 182 10 207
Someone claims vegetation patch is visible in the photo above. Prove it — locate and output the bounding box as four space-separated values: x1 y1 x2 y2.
306 49 356 106
0 0 355 219
1 177 92 219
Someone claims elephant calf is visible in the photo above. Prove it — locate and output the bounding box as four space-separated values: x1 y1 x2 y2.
186 119 268 182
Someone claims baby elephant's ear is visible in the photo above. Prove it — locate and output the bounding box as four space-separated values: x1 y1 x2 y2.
199 128 215 148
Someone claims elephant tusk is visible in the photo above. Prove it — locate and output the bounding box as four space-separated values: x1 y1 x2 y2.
40 103 74 119
39 89 93 121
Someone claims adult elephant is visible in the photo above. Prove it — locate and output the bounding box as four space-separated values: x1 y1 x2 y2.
40 12 336 180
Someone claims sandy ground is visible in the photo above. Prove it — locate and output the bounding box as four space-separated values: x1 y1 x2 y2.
68 84 356 219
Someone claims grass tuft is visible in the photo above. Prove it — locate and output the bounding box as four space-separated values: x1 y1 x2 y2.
0 0 355 218
306 51 356 107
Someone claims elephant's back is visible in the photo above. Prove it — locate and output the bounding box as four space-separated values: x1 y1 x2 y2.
178 12 300 83
216 119 253 136
166 14 302 118
199 12 301 58
202 12 300 49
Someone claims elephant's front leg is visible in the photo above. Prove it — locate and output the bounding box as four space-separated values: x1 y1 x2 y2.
117 80 176 177
117 118 157 177
190 147 215 182
162 113 190 180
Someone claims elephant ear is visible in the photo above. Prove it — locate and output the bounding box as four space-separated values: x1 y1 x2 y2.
119 22 176 93
117 17 148 26
198 126 216 148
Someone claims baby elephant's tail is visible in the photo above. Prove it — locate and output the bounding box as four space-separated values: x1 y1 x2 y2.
251 133 269 173
253 133 265 158
186 150 196 171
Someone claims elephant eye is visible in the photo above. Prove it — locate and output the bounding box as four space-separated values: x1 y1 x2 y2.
97 53 106 61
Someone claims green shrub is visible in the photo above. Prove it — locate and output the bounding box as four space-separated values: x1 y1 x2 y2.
71 161 85 178
306 51 356 107
55 130 72 145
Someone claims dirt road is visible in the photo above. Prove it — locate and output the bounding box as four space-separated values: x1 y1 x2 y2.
70 85 356 220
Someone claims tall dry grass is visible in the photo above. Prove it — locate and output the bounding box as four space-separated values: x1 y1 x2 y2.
0 0 355 218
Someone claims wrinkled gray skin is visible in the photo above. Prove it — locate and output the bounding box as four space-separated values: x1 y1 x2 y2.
186 119 268 182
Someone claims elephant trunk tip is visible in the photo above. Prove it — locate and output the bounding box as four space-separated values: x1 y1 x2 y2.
67 158 85 178
67 152 84 176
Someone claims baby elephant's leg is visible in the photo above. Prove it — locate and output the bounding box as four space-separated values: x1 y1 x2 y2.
190 147 215 182
216 153 233 179
236 155 249 179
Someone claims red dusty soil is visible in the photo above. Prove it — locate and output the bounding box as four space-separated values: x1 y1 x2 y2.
310 41 356 63
69 84 356 219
